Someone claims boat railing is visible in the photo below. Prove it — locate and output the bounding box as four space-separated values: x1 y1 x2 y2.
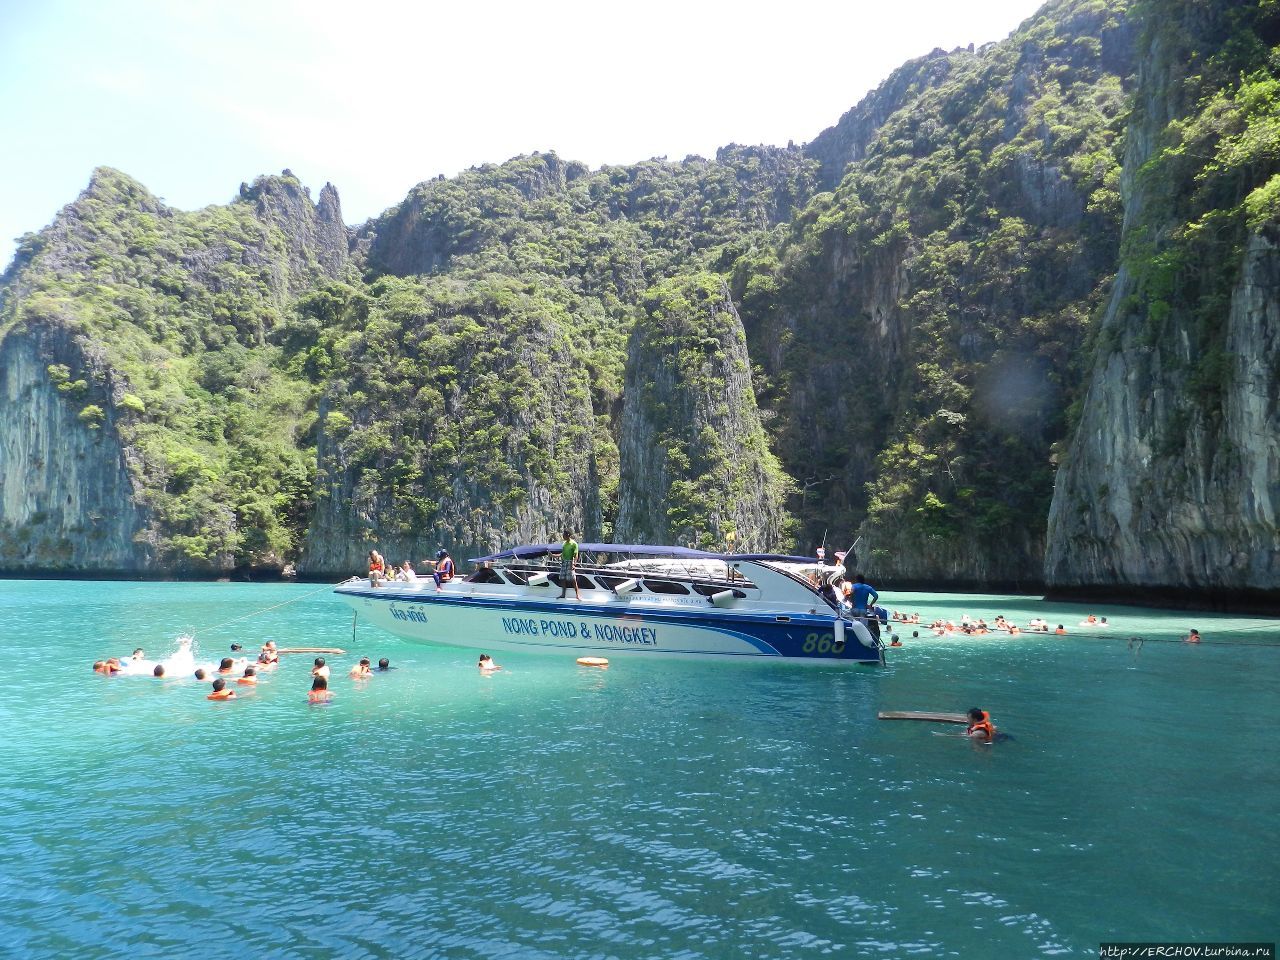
466 560 759 598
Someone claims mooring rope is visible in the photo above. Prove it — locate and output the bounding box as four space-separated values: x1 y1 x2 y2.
191 582 339 639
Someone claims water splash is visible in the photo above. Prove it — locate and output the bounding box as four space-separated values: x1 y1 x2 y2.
115 635 218 677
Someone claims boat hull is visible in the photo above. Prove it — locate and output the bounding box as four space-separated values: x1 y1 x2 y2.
335 588 881 665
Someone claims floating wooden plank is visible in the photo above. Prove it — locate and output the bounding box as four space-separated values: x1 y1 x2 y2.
277 647 347 655
878 711 968 723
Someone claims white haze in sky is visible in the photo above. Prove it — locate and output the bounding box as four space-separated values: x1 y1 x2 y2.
0 0 1045 264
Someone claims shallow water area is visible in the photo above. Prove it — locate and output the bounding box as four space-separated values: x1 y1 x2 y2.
2 580 1277 958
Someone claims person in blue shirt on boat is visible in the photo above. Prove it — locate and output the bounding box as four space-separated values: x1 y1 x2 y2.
849 574 878 614
849 574 882 642
432 549 455 591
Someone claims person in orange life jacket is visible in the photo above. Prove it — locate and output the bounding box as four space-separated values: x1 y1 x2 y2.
432 549 455 590
966 708 996 742
368 550 386 587
208 678 236 701
237 666 258 685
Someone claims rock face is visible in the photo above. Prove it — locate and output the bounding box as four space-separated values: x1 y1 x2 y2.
298 277 602 577
1045 0 1280 605
240 173 350 293
1046 233 1280 600
0 168 350 575
805 49 960 190
0 320 148 572
616 275 789 551
739 0 1135 582
365 154 586 278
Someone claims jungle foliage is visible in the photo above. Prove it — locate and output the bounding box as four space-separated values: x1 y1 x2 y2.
3 0 1271 577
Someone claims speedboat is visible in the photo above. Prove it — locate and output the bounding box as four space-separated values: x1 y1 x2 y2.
332 544 884 665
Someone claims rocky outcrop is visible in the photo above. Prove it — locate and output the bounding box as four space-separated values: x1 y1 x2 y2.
239 171 350 293
1045 0 1280 606
805 49 961 191
0 319 149 573
740 0 1135 576
365 154 583 277
1046 233 1280 602
615 275 790 551
298 278 601 577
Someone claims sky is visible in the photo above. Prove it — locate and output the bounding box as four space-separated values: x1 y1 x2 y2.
0 0 1046 266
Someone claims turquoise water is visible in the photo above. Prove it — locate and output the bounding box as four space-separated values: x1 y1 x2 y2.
1 581 1277 958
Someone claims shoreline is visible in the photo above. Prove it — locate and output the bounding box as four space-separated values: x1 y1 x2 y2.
3 568 1278 615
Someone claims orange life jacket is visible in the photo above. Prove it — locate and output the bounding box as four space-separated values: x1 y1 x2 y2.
967 711 996 741
208 689 236 701
438 557 455 581
237 677 257 685
1054 628 1067 635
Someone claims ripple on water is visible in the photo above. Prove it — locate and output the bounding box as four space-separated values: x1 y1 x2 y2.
2 581 1278 957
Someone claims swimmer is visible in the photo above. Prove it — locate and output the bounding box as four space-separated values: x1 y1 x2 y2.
207 678 236 701
258 640 279 666
377 658 391 671
350 657 372 679
478 654 501 672
312 657 330 680
966 707 997 743
153 664 165 678
218 657 236 675
308 675 331 703
1184 628 1202 644
93 658 123 675
1098 617 1109 627
1054 624 1067 635
237 666 258 685
130 648 145 663
889 634 902 647
230 643 243 653
194 668 207 681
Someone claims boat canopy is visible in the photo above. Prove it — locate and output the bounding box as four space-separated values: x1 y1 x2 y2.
468 543 822 565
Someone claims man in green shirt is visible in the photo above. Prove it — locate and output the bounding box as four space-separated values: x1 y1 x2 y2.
558 531 580 600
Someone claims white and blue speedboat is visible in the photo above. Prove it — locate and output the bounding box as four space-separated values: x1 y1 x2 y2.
333 544 884 665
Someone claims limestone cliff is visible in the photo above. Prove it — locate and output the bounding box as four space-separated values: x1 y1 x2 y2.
1045 0 1280 605
239 172 350 293
615 275 790 551
0 167 347 575
739 0 1135 584
0 319 149 572
298 276 601 577
805 49 961 191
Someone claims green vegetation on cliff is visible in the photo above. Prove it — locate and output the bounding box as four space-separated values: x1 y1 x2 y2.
1121 0 1280 418
1 168 338 570
617 273 791 550
736 0 1135 579
5 0 1272 592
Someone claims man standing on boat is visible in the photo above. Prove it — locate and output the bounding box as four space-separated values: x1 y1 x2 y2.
558 531 581 601
849 574 881 641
